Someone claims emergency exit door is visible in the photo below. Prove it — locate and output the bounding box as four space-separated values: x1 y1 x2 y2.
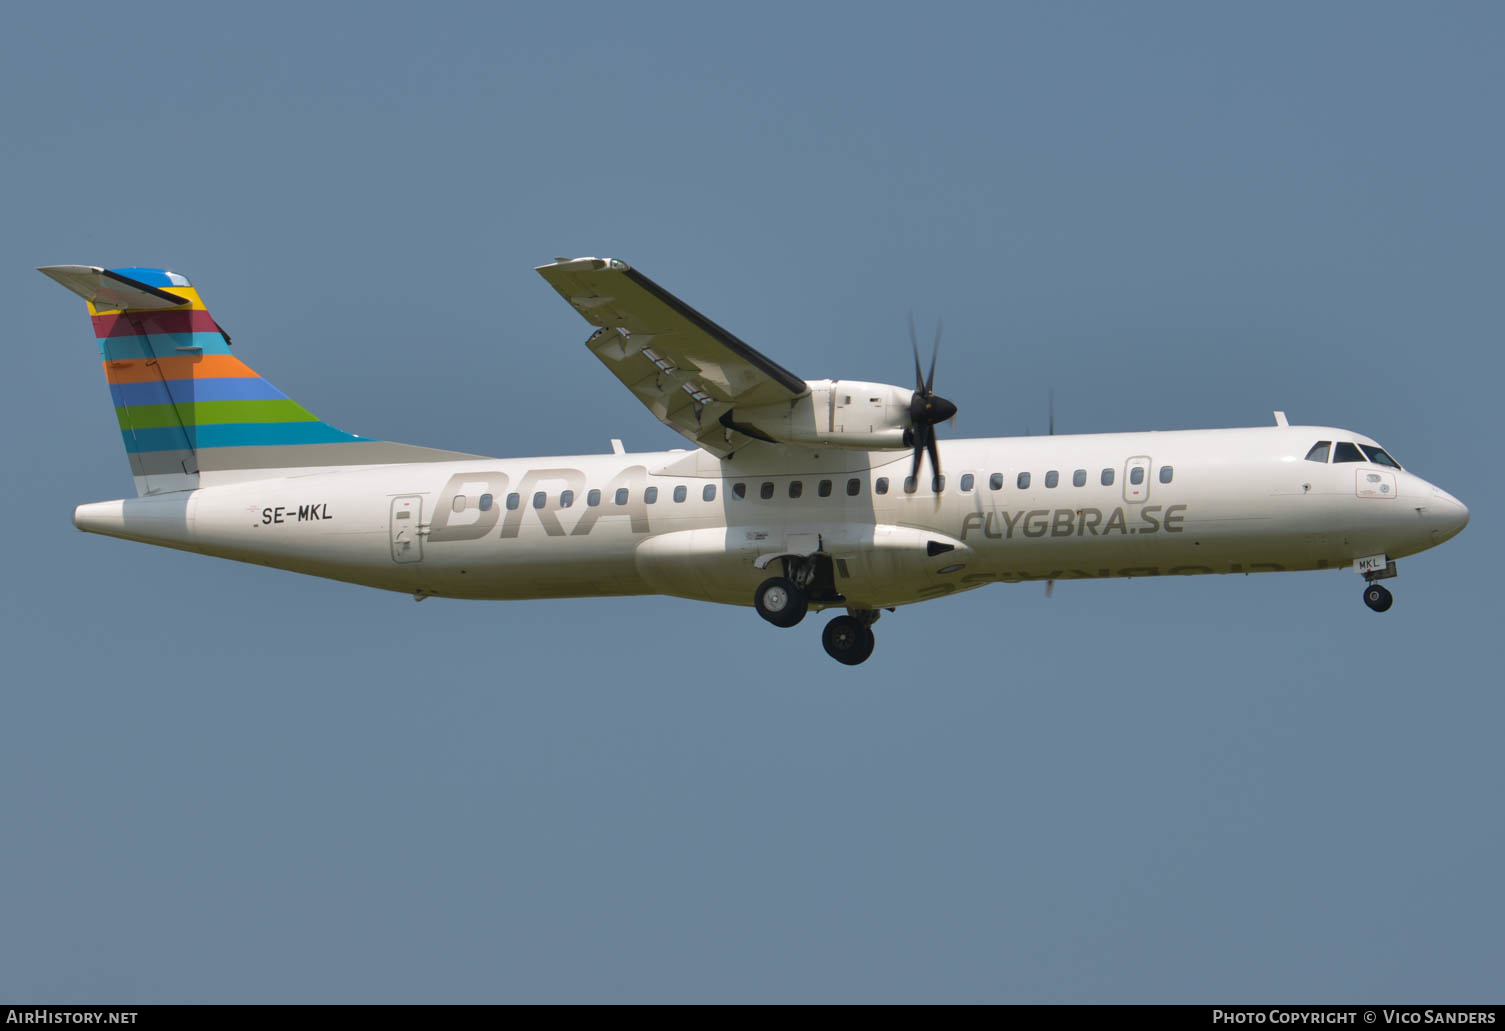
1123 457 1152 503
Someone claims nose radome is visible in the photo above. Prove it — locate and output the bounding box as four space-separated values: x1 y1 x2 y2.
1450 497 1470 533
1430 487 1469 541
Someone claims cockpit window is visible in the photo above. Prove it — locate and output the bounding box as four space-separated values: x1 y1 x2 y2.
1360 444 1401 469
1304 441 1331 463
1333 442 1365 463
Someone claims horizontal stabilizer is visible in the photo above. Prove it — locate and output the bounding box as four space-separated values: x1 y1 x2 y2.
38 265 188 311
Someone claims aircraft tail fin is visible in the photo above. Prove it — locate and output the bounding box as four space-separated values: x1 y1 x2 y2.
41 265 477 496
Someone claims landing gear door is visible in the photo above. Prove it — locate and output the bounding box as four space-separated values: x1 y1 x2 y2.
1123 456 1152 504
391 495 423 563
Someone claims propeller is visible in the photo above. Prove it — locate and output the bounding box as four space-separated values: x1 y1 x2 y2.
1046 388 1056 596
907 314 958 492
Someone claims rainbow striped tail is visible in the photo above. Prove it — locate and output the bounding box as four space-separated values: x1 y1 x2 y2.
41 265 476 496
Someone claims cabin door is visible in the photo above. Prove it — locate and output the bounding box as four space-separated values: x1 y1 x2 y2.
390 495 424 563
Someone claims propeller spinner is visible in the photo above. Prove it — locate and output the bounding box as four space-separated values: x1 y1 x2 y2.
907 314 958 491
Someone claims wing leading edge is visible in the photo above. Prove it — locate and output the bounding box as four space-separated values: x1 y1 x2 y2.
536 257 807 456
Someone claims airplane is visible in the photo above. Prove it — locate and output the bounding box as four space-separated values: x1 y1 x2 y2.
40 259 1470 665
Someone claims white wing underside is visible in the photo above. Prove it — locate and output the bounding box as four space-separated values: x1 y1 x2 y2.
536 258 808 456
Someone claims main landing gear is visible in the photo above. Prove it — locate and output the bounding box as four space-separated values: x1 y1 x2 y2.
822 613 877 666
754 576 808 628
754 553 842 630
753 560 880 665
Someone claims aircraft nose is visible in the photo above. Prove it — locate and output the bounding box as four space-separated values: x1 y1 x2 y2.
1428 487 1469 542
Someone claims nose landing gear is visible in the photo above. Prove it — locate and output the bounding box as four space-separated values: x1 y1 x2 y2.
1359 556 1398 612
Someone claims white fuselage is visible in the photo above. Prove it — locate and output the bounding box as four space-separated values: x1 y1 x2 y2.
72 425 1469 610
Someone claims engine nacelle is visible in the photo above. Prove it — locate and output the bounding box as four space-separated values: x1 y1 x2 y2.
724 380 912 450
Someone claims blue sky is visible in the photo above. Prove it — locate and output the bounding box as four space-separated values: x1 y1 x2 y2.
3 2 1500 1002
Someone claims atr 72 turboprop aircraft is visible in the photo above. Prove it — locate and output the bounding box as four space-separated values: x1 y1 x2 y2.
42 259 1469 665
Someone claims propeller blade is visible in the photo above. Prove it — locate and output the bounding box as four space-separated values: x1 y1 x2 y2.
926 431 941 488
1045 579 1055 599
909 312 924 391
1049 387 1055 436
926 319 943 393
909 423 927 487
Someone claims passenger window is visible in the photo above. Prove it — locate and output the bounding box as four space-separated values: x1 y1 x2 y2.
506 493 520 510
931 475 945 492
587 489 601 507
1360 445 1401 469
732 482 746 499
989 473 1003 491
479 493 493 512
532 491 546 509
904 476 917 494
789 481 803 499
760 481 774 500
1101 468 1114 486
452 494 466 513
1017 472 1031 489
846 478 860 496
703 484 717 502
1045 471 1059 488
1130 467 1144 485
1159 466 1173 484
1072 469 1086 487
644 486 658 504
875 477 889 495
1333 442 1365 463
614 488 629 505
560 490 574 508
1305 441 1332 463
818 479 832 498
673 485 687 503
960 473 974 492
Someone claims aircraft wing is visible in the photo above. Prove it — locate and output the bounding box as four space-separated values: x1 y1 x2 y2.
536 258 808 455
